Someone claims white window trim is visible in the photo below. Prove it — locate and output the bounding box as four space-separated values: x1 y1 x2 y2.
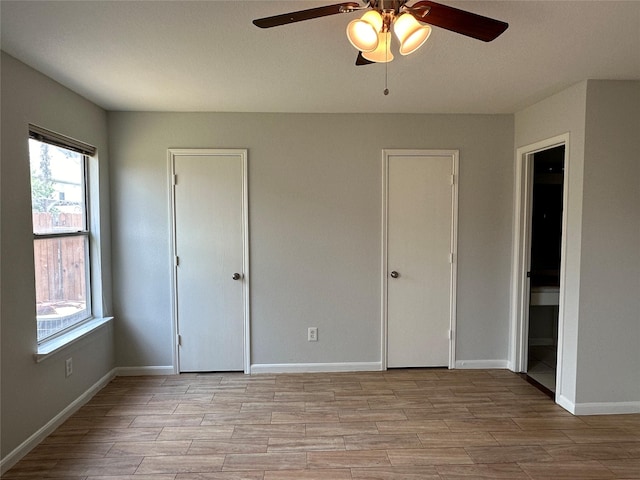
35 316 113 362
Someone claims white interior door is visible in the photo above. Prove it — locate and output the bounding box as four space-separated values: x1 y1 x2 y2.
171 149 248 372
384 150 457 368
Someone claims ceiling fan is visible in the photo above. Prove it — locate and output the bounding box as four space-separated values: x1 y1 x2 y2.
253 0 508 66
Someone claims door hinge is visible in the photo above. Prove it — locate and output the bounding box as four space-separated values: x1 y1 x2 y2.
178 334 182 347
448 330 453 340
175 255 180 267
173 174 178 186
449 253 454 264
450 174 455 186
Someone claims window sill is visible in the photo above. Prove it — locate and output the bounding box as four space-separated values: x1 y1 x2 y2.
35 317 113 363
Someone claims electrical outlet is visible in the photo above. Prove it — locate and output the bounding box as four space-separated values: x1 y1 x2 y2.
65 358 73 377
308 327 318 342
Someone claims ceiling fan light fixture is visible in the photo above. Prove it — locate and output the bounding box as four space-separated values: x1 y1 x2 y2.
394 13 431 55
346 10 383 52
362 31 394 63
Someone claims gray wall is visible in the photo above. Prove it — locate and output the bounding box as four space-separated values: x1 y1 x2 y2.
514 81 588 408
515 80 640 410
108 112 514 369
0 52 114 459
577 80 640 405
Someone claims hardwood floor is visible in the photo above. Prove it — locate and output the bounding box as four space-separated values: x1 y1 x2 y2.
4 369 640 479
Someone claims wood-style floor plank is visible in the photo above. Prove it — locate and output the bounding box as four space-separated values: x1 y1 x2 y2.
4 369 639 479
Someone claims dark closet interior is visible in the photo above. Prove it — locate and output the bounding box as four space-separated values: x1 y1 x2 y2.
527 145 565 393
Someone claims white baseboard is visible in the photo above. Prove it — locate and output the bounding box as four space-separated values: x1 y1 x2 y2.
454 359 509 369
556 394 576 414
556 395 639 416
573 401 640 416
250 362 382 374
0 368 117 475
116 365 176 376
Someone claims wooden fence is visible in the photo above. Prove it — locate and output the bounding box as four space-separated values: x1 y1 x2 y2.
33 212 86 310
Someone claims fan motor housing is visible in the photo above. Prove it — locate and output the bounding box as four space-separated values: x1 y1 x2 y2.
370 0 407 14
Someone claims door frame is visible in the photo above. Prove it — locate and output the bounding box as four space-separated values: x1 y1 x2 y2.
509 134 569 393
381 149 459 370
168 148 251 374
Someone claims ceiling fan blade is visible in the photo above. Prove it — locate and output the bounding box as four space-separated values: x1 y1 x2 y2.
410 0 508 42
356 52 375 66
253 2 360 28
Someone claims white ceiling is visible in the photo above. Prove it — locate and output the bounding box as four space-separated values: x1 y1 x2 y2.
1 1 639 114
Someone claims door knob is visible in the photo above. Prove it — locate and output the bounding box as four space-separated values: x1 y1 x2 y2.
232 273 242 280
390 271 399 279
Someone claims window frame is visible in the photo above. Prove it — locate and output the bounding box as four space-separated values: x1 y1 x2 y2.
29 126 96 344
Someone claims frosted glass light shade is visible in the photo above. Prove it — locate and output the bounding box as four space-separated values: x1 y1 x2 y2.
394 13 431 55
346 10 383 52
362 32 394 63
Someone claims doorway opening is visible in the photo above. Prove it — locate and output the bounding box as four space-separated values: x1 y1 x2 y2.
510 133 569 401
526 145 565 393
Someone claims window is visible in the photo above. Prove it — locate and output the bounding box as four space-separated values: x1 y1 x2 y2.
29 126 96 343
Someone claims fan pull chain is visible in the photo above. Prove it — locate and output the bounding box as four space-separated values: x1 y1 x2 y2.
384 33 389 96
384 64 389 95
